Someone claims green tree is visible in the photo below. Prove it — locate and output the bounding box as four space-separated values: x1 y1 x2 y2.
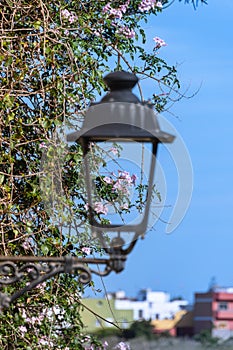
194 330 219 347
0 0 207 348
123 320 155 340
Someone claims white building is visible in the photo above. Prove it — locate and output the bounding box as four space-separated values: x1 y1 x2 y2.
109 289 188 321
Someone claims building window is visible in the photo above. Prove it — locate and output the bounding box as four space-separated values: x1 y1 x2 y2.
149 302 153 308
122 319 128 329
138 309 143 318
95 319 101 327
219 302 228 310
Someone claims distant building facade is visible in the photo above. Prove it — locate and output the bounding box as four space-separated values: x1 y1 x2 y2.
81 298 133 332
81 289 189 332
113 289 188 321
151 310 188 336
194 287 233 339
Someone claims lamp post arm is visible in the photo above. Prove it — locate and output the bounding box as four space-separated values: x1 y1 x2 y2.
120 235 139 256
0 255 115 310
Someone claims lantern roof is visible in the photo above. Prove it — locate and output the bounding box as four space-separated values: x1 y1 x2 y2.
67 71 175 144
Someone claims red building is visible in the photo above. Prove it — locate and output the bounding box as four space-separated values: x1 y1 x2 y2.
194 288 233 339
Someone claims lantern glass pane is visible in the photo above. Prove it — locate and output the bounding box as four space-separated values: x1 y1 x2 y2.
83 140 157 230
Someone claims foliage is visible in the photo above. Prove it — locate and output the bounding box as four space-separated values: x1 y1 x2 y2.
0 0 207 348
93 320 156 344
122 320 155 340
170 296 184 301
179 0 208 9
194 330 219 347
92 327 122 339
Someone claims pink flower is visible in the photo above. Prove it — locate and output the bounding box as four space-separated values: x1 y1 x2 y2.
21 309 27 319
38 337 54 346
26 314 45 325
37 281 46 290
119 4 128 13
115 342 131 350
22 240 31 250
102 2 130 19
85 202 108 215
61 9 77 23
102 3 122 19
109 8 123 19
121 203 129 210
102 3 111 13
153 36 167 48
84 336 91 342
39 142 47 149
113 180 124 191
119 170 130 178
110 147 118 155
113 180 129 194
103 341 109 349
22 237 34 250
104 176 113 184
138 0 157 12
94 30 101 37
19 325 27 336
68 14 78 23
94 202 108 215
61 9 70 18
116 26 135 39
131 174 137 185
119 171 131 183
81 247 91 255
156 1 163 8
119 1 130 13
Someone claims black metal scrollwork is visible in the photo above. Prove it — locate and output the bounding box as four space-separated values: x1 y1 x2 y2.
0 257 94 309
0 255 122 309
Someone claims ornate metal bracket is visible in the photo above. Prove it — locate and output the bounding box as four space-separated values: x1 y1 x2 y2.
0 255 126 310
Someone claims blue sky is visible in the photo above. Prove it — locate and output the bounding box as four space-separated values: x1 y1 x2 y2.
86 0 233 304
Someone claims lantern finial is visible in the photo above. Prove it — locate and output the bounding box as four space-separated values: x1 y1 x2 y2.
100 71 140 103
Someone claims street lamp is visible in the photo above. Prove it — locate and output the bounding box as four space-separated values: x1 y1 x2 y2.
68 70 175 274
0 71 174 309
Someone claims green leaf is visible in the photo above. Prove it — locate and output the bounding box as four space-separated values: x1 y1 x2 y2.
33 20 41 29
0 174 4 185
41 244 50 255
